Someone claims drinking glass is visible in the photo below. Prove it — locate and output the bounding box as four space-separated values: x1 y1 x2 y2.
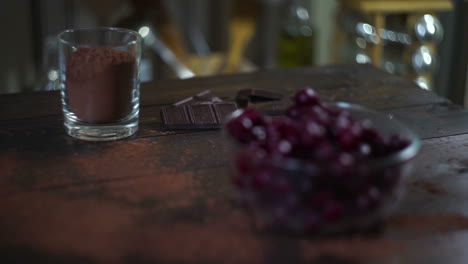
58 27 141 141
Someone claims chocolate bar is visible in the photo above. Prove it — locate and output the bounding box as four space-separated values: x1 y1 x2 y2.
173 90 223 107
161 103 238 130
236 89 283 107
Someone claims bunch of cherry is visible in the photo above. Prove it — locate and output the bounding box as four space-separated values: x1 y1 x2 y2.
225 88 410 232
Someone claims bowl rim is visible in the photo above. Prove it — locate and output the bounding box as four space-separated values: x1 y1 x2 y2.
224 101 421 171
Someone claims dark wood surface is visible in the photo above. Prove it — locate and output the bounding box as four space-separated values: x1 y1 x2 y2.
1 64 468 264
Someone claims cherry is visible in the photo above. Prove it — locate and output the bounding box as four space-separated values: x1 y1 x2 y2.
252 168 272 190
265 120 282 144
357 143 371 158
362 127 387 157
332 112 353 136
336 152 355 167
265 118 296 142
387 134 410 152
251 126 267 141
303 162 324 179
338 129 359 150
304 105 330 126
298 119 326 148
286 105 306 120
362 128 380 142
310 191 334 209
280 122 299 145
323 200 344 222
294 88 320 106
241 108 265 125
268 139 293 157
330 152 358 187
225 108 265 144
234 146 266 174
313 142 336 161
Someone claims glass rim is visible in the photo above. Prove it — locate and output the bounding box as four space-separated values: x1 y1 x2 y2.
57 27 141 47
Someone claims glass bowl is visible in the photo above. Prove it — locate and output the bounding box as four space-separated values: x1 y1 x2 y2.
224 102 421 235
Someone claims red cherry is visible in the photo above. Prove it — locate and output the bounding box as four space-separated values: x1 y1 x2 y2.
323 200 344 222
294 88 320 106
225 108 265 144
386 134 410 153
275 140 294 156
299 119 326 148
234 146 266 174
310 191 334 209
252 169 272 190
304 162 324 179
313 142 336 161
241 108 265 125
286 105 306 120
330 152 356 180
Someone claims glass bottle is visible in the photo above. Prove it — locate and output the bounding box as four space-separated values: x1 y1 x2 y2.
277 0 315 68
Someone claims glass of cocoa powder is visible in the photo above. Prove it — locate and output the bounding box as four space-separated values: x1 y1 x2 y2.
58 27 141 141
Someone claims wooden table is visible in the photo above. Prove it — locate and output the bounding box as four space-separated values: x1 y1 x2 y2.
2 65 468 264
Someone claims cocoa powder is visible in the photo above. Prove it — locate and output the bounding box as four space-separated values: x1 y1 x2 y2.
66 48 136 123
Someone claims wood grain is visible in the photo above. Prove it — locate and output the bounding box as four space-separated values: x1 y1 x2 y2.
1 65 468 264
2 134 468 264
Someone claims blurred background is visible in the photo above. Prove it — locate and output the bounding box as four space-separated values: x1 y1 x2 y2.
0 0 467 104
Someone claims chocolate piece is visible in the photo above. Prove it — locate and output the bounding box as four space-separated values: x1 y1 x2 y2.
161 106 190 125
161 102 238 130
213 102 238 123
173 90 222 107
186 104 217 124
237 89 283 101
